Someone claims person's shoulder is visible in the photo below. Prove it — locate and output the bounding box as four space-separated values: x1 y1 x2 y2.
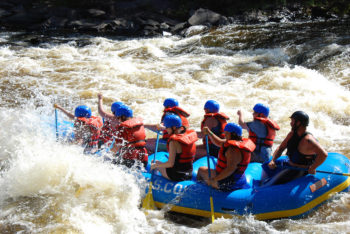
246 121 253 126
304 133 317 143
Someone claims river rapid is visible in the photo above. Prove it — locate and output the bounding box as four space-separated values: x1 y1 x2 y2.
0 19 350 233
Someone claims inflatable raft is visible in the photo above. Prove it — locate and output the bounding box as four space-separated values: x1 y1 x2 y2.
144 151 350 220
49 116 350 220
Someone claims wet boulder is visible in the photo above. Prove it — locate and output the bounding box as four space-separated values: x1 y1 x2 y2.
188 8 224 26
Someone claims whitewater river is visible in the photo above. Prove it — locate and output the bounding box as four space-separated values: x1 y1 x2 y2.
0 19 350 233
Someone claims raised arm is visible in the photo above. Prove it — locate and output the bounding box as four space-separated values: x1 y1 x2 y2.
97 93 115 119
237 110 248 130
54 104 75 120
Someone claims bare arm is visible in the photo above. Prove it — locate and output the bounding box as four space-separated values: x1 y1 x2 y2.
151 140 177 169
144 124 159 132
97 93 115 119
144 124 165 134
237 110 248 130
203 126 225 147
268 131 293 169
54 104 75 120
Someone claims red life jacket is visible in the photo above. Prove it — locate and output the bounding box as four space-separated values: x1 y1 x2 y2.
75 116 103 147
216 138 255 175
99 120 118 145
161 106 191 140
200 112 229 144
248 117 280 147
167 129 198 164
115 117 148 162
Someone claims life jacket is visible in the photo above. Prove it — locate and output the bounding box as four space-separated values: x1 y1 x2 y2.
75 116 103 147
99 120 118 145
248 117 280 148
216 138 255 175
287 132 316 166
161 106 191 140
115 117 148 162
167 129 198 164
201 112 229 144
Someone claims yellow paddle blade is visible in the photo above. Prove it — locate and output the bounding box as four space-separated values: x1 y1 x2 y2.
75 186 84 197
142 182 156 210
210 196 215 223
74 185 92 197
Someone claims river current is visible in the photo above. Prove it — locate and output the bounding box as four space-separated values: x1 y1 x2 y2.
0 19 350 233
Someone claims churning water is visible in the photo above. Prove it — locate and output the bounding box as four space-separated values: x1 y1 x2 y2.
0 19 349 233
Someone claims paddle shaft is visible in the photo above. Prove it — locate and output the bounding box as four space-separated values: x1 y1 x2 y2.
281 165 350 177
55 108 58 141
142 131 160 210
205 135 215 223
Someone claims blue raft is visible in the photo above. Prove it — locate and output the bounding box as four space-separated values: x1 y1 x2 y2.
50 117 350 220
144 151 350 220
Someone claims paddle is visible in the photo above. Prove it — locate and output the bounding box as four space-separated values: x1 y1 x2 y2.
206 135 215 223
142 131 160 210
280 164 350 176
55 108 58 141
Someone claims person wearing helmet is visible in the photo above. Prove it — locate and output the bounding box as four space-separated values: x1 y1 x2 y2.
237 103 280 163
150 114 198 181
196 100 229 159
97 93 123 148
54 103 103 154
111 105 148 169
144 97 191 153
197 123 255 191
262 111 328 186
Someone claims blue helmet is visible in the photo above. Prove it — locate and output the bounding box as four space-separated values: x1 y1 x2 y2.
204 100 220 113
163 98 179 108
253 103 270 117
224 123 242 137
163 114 182 128
115 105 133 118
75 105 91 118
111 101 124 115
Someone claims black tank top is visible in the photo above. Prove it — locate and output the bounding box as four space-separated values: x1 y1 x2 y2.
287 132 316 166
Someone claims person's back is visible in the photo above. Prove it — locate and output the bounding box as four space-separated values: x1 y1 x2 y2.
112 105 148 168
196 100 229 158
238 103 279 163
167 128 197 178
97 93 123 148
145 98 190 153
150 115 198 181
54 104 103 154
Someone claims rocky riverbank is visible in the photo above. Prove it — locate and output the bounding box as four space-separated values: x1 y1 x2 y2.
0 0 348 38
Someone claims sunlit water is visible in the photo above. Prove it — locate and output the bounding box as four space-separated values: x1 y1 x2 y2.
0 19 350 233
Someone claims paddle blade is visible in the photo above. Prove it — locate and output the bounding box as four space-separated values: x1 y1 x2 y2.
210 196 215 223
142 182 156 210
